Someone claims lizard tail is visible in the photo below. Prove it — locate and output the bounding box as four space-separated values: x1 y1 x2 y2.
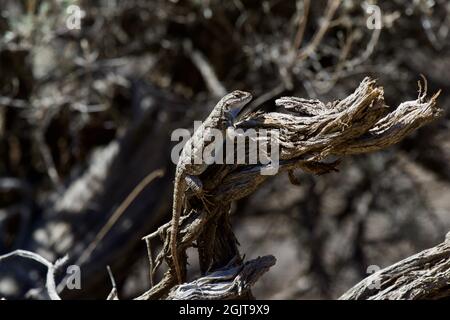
171 173 184 284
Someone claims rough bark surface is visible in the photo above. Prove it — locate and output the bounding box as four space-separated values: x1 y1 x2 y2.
340 232 450 300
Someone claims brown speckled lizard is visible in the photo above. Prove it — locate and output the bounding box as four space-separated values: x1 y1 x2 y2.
171 90 252 284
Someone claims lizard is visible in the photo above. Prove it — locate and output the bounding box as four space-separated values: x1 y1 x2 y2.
171 90 253 284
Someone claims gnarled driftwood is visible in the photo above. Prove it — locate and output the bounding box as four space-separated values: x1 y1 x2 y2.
140 77 442 299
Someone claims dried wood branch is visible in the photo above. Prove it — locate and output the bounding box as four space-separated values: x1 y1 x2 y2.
167 255 276 300
340 232 450 300
0 250 68 300
141 76 442 299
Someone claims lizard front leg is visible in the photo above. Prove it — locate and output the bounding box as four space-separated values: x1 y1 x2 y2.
185 175 204 196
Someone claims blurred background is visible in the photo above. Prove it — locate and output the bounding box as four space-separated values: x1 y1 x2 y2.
0 0 449 299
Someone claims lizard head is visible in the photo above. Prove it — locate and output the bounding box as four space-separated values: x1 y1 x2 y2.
222 90 253 119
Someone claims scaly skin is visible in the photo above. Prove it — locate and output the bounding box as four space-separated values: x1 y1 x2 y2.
171 91 252 284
